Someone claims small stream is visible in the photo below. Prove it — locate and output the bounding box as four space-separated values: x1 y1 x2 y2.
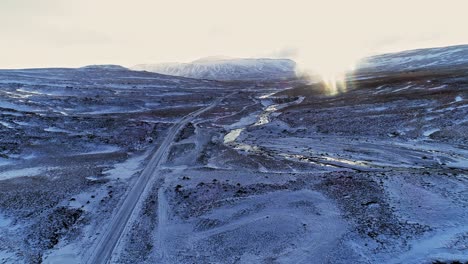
223 95 304 146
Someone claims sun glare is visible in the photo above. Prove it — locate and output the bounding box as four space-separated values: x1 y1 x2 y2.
316 66 352 96
296 49 362 95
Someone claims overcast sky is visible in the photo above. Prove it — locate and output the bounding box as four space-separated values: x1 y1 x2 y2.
1 0 468 70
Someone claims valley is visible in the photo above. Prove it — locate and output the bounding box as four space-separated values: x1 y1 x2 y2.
0 46 467 264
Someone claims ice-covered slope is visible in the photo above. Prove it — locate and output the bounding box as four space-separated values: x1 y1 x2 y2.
131 57 297 80
358 44 468 73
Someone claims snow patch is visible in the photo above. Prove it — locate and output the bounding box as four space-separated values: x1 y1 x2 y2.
103 153 146 180
81 145 121 155
423 128 440 137
0 167 44 181
0 121 14 129
0 213 12 227
43 242 81 264
44 127 73 133
224 114 258 130
224 128 244 144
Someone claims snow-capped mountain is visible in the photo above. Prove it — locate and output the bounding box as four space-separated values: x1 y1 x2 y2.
80 64 129 71
358 44 468 73
131 57 296 80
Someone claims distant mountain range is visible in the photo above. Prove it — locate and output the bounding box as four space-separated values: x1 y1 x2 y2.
131 57 297 81
79 44 468 81
358 44 468 73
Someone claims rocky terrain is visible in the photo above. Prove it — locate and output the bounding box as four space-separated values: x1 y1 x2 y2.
0 45 467 264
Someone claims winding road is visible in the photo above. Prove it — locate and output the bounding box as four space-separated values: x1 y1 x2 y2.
86 96 227 264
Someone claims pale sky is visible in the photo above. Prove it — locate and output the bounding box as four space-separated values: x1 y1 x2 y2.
1 0 468 72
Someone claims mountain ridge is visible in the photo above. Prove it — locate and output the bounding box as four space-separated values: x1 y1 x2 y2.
131 57 297 81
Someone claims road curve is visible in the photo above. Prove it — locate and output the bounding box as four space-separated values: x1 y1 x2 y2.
86 96 226 264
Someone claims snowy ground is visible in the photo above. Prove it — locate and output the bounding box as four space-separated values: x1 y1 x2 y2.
0 64 467 264
0 67 239 263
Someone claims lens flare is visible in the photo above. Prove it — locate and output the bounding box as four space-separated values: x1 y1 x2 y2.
295 48 362 96
317 69 349 96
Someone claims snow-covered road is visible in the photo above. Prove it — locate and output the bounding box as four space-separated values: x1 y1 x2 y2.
86 95 228 264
